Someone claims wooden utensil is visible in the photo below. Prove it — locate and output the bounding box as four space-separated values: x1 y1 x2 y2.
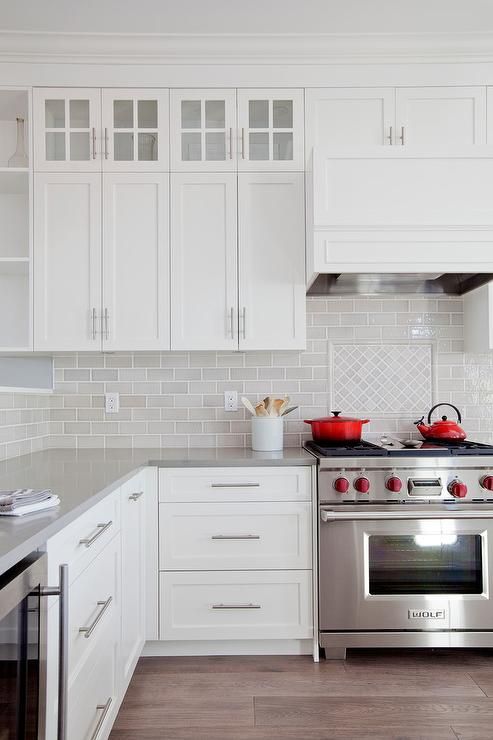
241 397 256 415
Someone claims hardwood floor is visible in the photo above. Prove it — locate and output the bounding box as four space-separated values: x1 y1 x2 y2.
109 649 493 740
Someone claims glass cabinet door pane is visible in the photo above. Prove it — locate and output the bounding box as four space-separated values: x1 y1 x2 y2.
205 132 225 160
181 133 201 161
249 132 269 160
138 100 158 128
181 101 201 129
69 100 89 128
205 100 225 128
114 100 134 128
249 100 269 128
45 100 65 128
114 132 134 160
273 100 293 128
138 133 158 161
46 132 66 160
273 132 293 160
70 132 90 160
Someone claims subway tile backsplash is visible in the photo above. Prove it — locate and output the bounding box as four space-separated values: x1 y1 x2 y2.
1 295 493 461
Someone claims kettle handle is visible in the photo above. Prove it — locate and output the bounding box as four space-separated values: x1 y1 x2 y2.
427 403 462 424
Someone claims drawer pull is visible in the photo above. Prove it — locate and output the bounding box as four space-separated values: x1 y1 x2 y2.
129 491 144 501
212 603 261 610
211 534 261 540
79 597 112 638
79 521 113 548
90 696 112 740
210 483 260 488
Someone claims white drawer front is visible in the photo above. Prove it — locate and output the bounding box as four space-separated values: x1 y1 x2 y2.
159 467 311 503
47 491 120 585
67 615 116 740
69 534 119 678
160 570 313 641
159 502 312 571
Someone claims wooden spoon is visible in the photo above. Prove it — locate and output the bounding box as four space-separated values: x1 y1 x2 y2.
241 397 256 415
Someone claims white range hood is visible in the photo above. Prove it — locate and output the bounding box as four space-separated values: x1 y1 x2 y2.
307 147 493 295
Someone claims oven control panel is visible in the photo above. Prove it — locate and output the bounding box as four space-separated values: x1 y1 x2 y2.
320 466 493 504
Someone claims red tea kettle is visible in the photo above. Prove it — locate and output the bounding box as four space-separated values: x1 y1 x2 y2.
414 403 467 441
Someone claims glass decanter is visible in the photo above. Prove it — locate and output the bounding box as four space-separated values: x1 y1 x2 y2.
8 117 28 168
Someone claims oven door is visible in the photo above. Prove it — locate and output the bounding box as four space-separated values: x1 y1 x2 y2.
319 507 493 632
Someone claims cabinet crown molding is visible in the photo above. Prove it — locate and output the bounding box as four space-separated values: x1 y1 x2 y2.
2 30 493 64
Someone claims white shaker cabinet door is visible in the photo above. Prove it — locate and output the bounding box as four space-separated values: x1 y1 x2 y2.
171 173 238 350
238 172 305 351
34 173 101 351
237 89 304 171
33 88 101 171
102 173 170 351
170 89 236 172
305 87 395 157
119 474 147 693
102 89 169 171
396 86 487 147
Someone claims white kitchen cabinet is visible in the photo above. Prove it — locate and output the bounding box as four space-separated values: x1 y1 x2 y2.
101 89 169 170
237 89 304 170
305 87 395 154
170 89 236 171
103 173 170 351
238 172 305 350
34 172 101 351
33 88 101 171
395 86 486 147
170 173 237 350
119 473 147 692
464 281 493 352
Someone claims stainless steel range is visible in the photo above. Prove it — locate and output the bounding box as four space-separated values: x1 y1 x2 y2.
305 438 493 659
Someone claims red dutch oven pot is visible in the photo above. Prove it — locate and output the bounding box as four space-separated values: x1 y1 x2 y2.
304 411 370 443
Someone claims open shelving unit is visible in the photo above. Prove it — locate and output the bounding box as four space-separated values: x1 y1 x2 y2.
0 89 32 351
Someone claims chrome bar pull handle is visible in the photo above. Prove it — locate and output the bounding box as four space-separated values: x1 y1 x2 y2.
212 603 261 610
399 126 405 145
211 534 261 540
91 308 97 340
91 128 97 159
229 307 235 339
129 491 144 501
241 307 246 339
241 127 245 159
387 126 393 145
104 308 109 340
41 563 69 740
79 521 113 548
79 597 112 638
104 127 109 160
211 482 260 488
229 127 233 159
90 697 112 740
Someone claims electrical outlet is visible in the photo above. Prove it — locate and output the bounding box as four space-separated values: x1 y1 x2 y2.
105 392 120 414
224 390 238 412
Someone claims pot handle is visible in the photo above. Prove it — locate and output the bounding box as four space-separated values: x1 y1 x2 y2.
304 420 313 425
427 403 462 424
362 419 370 424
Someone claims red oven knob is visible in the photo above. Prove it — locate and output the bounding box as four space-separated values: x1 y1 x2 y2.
334 477 350 493
386 476 402 493
448 480 468 499
354 476 370 494
481 475 493 491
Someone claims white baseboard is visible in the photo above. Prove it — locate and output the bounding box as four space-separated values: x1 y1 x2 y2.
142 638 313 657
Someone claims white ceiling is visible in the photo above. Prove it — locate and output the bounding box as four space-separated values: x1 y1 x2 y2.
1 0 492 36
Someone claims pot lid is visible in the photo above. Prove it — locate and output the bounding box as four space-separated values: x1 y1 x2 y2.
309 412 369 423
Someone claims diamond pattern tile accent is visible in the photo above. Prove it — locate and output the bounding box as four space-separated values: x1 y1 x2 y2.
331 344 433 415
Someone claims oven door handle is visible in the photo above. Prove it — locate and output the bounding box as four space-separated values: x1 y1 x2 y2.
320 508 493 522
41 563 69 740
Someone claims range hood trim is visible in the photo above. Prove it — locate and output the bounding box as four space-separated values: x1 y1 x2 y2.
306 273 493 297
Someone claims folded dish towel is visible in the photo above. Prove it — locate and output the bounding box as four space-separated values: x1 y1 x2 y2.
0 489 60 516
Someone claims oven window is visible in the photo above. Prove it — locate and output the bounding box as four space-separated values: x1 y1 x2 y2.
368 534 483 595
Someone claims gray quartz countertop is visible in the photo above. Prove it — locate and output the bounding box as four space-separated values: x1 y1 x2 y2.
0 447 316 576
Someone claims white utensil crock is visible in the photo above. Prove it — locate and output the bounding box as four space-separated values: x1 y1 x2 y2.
251 417 284 451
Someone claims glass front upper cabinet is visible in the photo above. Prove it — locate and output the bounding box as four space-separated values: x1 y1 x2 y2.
170 90 236 171
237 89 304 170
33 88 101 171
102 90 169 170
